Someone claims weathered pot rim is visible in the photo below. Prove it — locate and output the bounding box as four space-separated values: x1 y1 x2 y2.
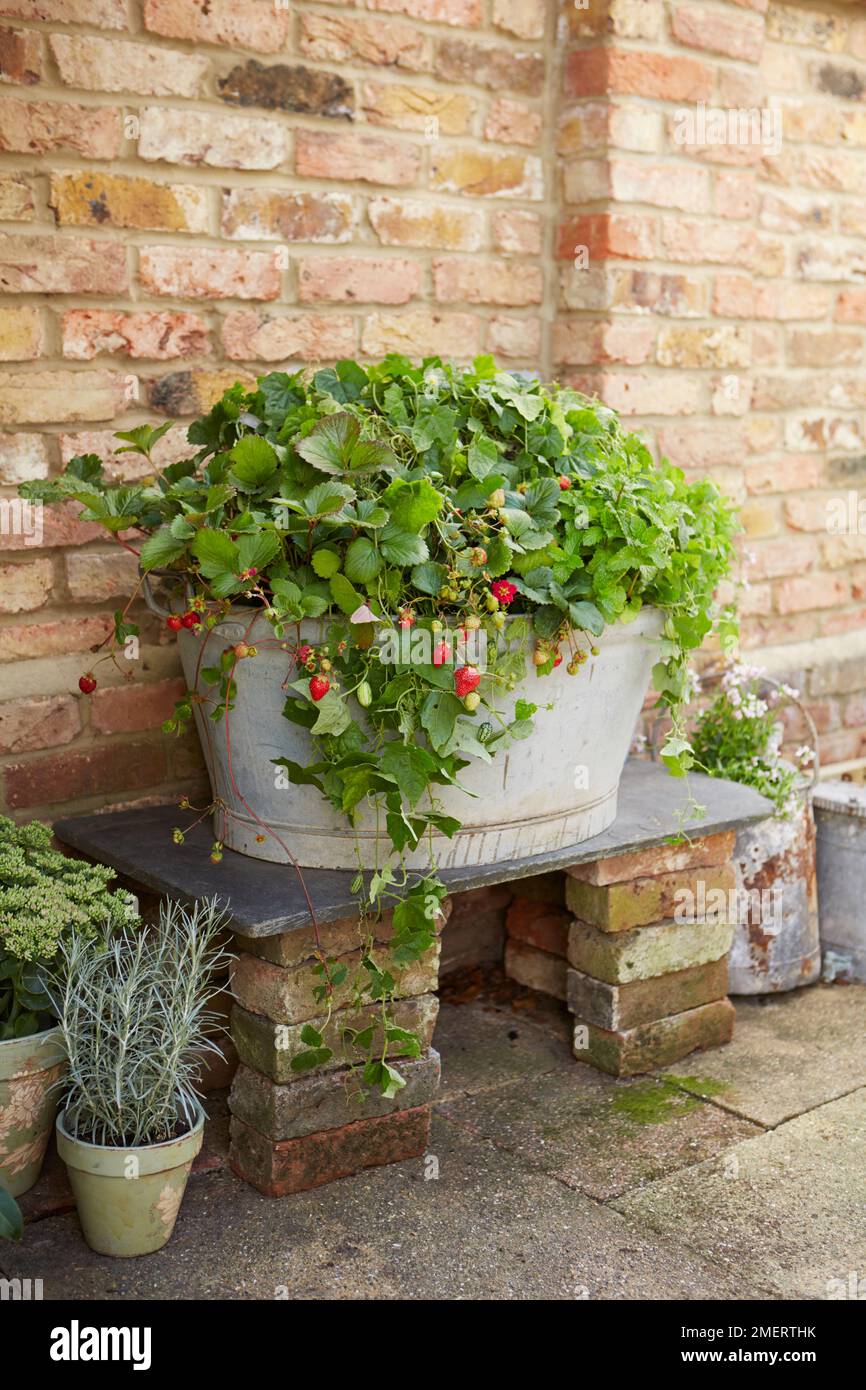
0 1025 64 1080
56 1102 205 1178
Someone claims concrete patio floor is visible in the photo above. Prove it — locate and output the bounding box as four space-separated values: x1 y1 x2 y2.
4 971 866 1301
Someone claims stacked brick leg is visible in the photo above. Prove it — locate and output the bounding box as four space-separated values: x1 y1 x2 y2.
505 834 738 1077
228 909 443 1197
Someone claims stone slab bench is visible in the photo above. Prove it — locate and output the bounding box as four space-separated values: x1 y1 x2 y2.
55 760 770 1198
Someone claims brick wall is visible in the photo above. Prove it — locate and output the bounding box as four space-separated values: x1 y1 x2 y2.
0 0 865 822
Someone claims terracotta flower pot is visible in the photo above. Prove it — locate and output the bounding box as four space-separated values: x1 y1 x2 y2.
0 1027 66 1198
56 1104 204 1257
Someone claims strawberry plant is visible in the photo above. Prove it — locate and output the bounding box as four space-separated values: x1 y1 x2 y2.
23 355 739 1093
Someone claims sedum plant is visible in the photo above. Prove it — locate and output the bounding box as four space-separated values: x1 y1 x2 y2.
50 897 231 1148
23 356 739 1092
0 816 138 1041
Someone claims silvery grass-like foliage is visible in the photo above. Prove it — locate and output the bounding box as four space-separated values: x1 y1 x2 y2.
50 897 232 1149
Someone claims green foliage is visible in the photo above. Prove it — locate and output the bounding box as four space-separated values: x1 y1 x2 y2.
50 898 232 1148
0 817 139 1040
23 356 740 1092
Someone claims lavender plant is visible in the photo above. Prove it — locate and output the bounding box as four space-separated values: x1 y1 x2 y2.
0 816 138 1041
50 897 232 1148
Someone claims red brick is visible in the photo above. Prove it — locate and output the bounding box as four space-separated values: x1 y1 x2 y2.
0 370 130 425
565 48 713 102
433 256 543 306
298 12 431 73
0 24 42 84
297 257 421 305
0 694 80 755
222 189 354 243
49 32 208 97
556 213 655 261
492 208 542 255
4 738 168 810
776 574 848 615
64 549 139 601
296 130 420 187
0 613 113 661
574 999 735 1076
435 37 544 96
671 3 764 62
369 0 481 23
229 1105 431 1197
0 499 103 550
0 557 52 613
487 314 541 359
484 96 542 146
569 831 736 886
89 677 187 735
142 0 289 54
836 290 866 324
0 0 126 25
0 96 120 158
138 105 288 171
61 309 209 361
505 896 570 955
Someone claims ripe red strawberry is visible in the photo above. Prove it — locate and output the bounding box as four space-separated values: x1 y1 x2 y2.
166 615 183 632
558 475 572 491
296 644 313 666
181 611 199 629
454 665 480 698
78 673 97 694
309 675 330 701
553 651 563 667
432 641 451 667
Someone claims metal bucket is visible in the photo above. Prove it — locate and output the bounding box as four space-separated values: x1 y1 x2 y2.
814 781 866 982
727 795 821 994
169 605 664 870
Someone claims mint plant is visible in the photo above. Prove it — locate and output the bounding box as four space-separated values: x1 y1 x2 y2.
23 356 739 1092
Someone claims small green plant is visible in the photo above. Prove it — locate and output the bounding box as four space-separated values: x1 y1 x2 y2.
0 816 139 1041
690 664 814 817
49 897 232 1148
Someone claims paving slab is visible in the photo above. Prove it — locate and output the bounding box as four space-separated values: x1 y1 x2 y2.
434 1000 574 1100
439 1068 762 1201
660 983 866 1127
0 1114 763 1302
612 1087 866 1301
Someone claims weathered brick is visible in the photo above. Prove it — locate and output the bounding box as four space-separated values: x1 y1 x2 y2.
776 573 848 614
61 309 209 362
504 939 567 999
368 195 483 251
231 995 439 1082
64 549 138 604
573 999 735 1077
554 318 655 367
147 367 255 417
221 311 355 362
49 33 208 97
556 213 655 261
505 896 569 955
0 24 42 84
232 941 439 1027
788 329 862 368
233 910 413 970
487 314 541 360
492 208 542 255
229 1104 431 1197
361 309 481 359
431 147 543 198
836 289 866 324
296 130 420 187
299 13 430 74
564 0 664 42
139 245 280 300
567 957 729 1032
569 832 736 886
0 557 52 613
298 256 421 305
0 370 129 424
656 325 751 370
484 96 542 147
0 304 42 360
567 918 734 984
436 38 543 96
60 425 190 477
0 173 34 219
143 0 289 54
766 3 848 52
0 693 80 754
0 233 128 294
671 3 764 62
88 676 187 733
50 171 208 234
565 49 713 103
138 105 288 171
0 0 126 25
0 96 120 158
362 80 474 135
4 738 166 810
229 1050 440 1142
439 907 504 973
492 0 545 40
0 432 49 483
222 188 352 244
577 371 702 417
218 60 353 118
368 0 481 22
566 865 736 932
433 255 542 307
